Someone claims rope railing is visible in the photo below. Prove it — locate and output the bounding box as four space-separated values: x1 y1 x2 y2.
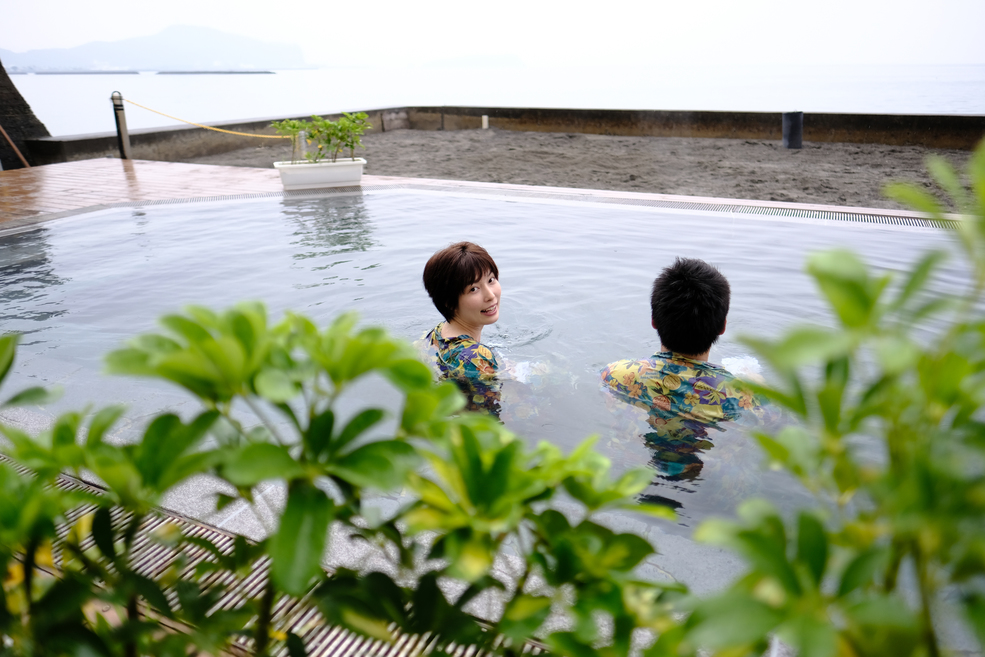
123 98 290 139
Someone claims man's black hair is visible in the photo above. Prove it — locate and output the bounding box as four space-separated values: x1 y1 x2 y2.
650 257 730 356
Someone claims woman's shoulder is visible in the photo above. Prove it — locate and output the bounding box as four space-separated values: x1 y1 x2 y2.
426 323 498 372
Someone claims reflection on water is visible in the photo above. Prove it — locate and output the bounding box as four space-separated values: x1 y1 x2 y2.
282 196 378 283
0 227 66 334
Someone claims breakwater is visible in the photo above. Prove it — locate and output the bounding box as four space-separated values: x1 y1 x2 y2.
24 106 985 165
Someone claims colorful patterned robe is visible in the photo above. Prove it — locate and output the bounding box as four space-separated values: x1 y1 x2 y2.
600 352 766 480
423 322 501 416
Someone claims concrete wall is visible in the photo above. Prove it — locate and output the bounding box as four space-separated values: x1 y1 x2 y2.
24 106 985 165
25 108 410 165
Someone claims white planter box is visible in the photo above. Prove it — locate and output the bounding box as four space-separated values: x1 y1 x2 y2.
273 158 366 190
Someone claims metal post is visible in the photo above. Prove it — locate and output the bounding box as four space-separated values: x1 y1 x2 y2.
782 111 803 149
111 91 132 159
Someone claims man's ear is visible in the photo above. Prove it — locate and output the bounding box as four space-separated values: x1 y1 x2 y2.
652 318 657 330
719 318 727 336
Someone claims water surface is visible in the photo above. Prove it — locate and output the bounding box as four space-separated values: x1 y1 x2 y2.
0 190 969 532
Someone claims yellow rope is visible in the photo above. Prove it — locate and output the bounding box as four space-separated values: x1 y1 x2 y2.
123 98 290 138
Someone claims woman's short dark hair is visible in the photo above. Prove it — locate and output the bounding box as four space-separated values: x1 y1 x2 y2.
423 242 499 322
650 257 730 356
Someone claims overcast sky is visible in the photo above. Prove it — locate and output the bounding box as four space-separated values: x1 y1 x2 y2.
2 0 984 68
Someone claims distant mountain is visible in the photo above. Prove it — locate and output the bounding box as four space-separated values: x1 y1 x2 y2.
0 25 309 72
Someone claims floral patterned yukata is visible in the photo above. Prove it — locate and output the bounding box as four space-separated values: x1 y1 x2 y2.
423 322 501 416
600 352 765 481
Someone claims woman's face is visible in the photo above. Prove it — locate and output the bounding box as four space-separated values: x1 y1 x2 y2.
453 270 501 328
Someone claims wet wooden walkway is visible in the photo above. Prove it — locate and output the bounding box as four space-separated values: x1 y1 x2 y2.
0 159 285 223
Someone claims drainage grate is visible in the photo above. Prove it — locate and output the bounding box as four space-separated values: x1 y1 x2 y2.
1 455 544 657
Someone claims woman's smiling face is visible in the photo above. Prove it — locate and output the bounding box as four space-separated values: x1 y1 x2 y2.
453 269 501 328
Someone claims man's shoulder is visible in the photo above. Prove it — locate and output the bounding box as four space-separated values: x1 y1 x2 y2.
601 357 664 381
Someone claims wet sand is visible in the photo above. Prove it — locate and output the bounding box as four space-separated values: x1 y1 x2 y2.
180 129 975 211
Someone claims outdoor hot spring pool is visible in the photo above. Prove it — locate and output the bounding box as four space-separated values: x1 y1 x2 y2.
0 186 967 545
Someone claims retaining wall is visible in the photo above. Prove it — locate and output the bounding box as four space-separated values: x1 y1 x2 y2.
23 106 985 165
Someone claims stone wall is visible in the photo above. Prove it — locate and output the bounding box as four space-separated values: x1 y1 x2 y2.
0 59 50 169
408 107 985 150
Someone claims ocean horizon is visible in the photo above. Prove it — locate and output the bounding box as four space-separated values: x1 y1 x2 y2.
10 63 985 138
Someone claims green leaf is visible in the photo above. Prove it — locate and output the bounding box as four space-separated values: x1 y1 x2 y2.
892 249 946 310
844 595 917 628
838 547 888 597
873 335 920 375
0 335 18 383
548 632 601 657
773 327 855 368
86 406 125 447
286 632 307 657
445 531 495 582
3 386 60 408
104 347 154 376
270 481 334 596
598 531 656 571
130 573 173 617
52 412 81 448
796 512 828 586
334 408 385 455
688 591 781 650
223 443 304 487
629 501 677 520
328 441 419 490
304 408 334 462
964 592 985 652
160 314 212 343
884 182 945 218
807 250 884 329
92 506 116 561
500 595 553 642
255 368 296 403
777 615 837 657
927 155 970 211
384 359 434 391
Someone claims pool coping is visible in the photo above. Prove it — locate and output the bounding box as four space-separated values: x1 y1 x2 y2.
0 173 957 237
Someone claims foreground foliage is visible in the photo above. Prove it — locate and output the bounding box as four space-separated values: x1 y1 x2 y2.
1 140 984 656
654 141 985 657
0 306 679 656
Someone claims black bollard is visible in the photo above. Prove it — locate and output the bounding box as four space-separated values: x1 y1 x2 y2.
110 91 132 160
782 111 803 149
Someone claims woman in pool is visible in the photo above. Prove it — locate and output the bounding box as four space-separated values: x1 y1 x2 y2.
422 242 502 412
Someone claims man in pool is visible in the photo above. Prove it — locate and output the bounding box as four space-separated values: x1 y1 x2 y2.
600 257 765 477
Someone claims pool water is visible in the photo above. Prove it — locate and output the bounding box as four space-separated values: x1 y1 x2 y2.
0 189 968 533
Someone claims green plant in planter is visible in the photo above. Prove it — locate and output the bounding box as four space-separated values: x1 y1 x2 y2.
270 118 307 164
337 112 371 161
305 112 371 163
271 113 371 165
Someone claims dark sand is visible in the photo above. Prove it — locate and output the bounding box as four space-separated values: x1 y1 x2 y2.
180 129 975 211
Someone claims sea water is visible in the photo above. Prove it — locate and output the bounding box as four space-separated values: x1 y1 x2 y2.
9 63 985 137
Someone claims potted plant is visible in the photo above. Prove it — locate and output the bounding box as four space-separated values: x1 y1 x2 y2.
271 112 371 190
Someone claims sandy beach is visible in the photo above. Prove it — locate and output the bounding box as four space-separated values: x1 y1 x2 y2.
180 128 976 211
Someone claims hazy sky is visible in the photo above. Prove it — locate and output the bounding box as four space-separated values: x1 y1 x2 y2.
2 0 984 68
